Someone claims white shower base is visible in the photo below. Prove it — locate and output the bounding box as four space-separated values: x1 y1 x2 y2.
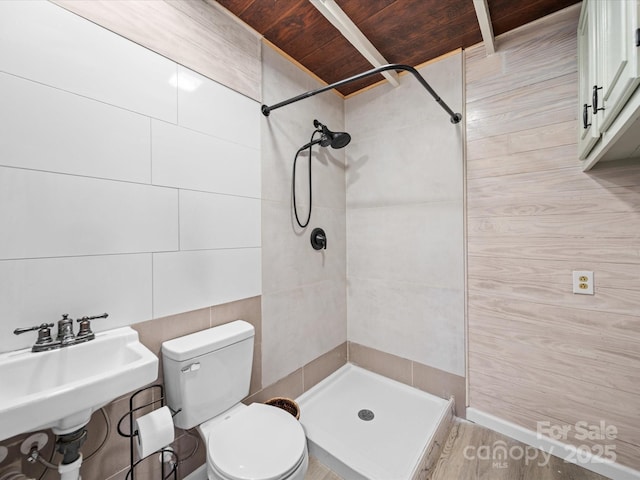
296 364 453 480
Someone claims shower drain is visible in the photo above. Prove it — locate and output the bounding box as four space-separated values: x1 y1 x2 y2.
357 409 375 421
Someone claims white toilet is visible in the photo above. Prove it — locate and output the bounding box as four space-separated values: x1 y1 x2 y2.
162 320 309 480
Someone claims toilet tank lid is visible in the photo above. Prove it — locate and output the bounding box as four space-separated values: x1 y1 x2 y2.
162 320 254 362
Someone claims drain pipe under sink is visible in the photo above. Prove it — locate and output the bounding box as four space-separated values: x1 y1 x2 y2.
58 455 82 480
55 428 87 480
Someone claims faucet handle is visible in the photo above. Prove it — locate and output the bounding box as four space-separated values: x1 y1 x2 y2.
13 323 56 350
77 313 108 322
13 323 55 335
76 312 108 339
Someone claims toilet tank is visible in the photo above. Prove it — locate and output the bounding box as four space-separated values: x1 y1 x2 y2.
162 320 254 430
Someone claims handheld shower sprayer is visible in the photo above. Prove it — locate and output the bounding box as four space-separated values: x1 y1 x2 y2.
314 119 351 149
293 120 351 229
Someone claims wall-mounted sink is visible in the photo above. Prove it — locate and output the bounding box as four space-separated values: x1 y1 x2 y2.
0 326 158 441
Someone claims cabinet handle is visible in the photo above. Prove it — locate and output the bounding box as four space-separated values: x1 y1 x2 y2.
592 85 604 114
583 103 592 129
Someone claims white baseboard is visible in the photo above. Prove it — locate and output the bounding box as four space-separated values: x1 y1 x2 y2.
466 408 640 480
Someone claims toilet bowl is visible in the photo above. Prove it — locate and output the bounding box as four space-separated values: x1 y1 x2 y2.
162 320 309 480
200 403 308 480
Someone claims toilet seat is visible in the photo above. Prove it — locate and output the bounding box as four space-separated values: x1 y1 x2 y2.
206 403 307 480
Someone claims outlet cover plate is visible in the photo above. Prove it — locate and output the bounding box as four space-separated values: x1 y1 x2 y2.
573 270 594 295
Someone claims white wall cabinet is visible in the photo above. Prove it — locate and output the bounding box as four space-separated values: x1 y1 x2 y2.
598 0 640 131
578 0 640 169
578 1 600 159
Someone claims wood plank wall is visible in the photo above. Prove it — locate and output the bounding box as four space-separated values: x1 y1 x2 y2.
466 4 640 471
52 0 262 101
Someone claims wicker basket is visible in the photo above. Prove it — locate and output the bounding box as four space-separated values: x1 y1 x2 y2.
265 397 300 420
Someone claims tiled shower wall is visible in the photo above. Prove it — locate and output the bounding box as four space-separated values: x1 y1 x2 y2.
344 54 466 379
0 0 261 353
260 44 348 386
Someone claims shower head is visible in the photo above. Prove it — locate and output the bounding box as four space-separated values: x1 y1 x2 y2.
314 119 351 149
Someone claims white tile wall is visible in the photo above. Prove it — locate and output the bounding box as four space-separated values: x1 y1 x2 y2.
261 46 345 208
0 167 178 260
261 45 318 113
0 1 177 122
0 73 151 184
261 278 347 386
260 43 347 383
344 53 465 375
0 254 152 352
345 122 463 208
261 117 309 204
0 1 262 352
151 120 260 198
153 248 262 319
262 120 347 208
347 277 465 376
347 202 464 288
179 190 261 250
262 200 346 294
177 67 260 150
345 55 463 141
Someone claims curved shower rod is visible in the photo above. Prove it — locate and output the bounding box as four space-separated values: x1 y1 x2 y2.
261 63 462 124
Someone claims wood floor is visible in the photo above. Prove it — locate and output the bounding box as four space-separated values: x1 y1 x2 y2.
305 420 611 480
304 456 343 480
429 420 610 480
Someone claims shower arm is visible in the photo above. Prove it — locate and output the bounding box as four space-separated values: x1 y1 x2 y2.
261 63 462 124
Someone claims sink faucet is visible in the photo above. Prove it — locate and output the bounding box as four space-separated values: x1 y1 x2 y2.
14 313 109 352
57 314 75 345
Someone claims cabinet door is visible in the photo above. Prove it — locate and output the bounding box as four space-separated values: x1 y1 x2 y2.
578 0 600 159
597 0 640 132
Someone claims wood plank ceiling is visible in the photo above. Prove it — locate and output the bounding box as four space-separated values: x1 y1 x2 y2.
215 0 580 96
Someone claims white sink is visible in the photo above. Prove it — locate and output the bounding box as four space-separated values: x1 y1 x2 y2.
0 326 158 441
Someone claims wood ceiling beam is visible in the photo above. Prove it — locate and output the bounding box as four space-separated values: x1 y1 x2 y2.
473 0 496 54
309 0 400 86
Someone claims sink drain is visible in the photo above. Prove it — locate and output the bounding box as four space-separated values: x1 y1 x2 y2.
358 409 375 421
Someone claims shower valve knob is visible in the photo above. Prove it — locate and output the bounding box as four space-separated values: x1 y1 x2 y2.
310 227 327 250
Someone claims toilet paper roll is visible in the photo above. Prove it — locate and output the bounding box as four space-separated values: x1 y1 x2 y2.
135 406 175 459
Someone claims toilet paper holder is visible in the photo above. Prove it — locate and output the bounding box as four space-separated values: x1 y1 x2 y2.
117 384 182 480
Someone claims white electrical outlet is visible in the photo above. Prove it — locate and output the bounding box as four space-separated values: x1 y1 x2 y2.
573 270 594 295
